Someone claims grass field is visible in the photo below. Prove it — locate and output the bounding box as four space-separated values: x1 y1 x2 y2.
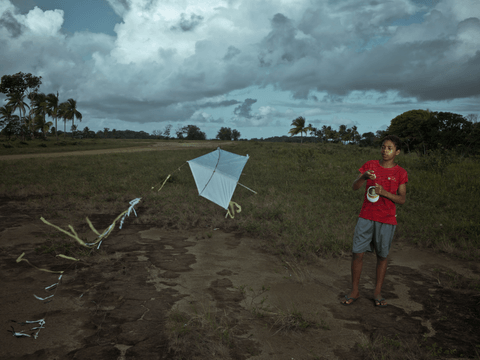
1 139 479 261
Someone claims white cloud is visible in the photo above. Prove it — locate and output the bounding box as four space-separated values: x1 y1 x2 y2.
434 0 480 22
20 6 64 36
455 17 480 58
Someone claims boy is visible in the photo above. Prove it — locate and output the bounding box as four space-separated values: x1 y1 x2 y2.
341 135 408 307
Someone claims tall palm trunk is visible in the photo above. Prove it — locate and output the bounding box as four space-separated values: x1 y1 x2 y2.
21 108 26 141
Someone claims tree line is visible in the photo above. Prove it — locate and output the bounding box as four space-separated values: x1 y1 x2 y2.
150 125 241 141
385 109 479 155
288 116 375 145
288 112 479 154
0 72 82 141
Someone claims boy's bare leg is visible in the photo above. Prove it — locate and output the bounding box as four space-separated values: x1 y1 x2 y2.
374 255 388 306
342 252 364 304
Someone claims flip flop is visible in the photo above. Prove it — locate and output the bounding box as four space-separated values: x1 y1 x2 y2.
341 295 359 305
374 298 387 307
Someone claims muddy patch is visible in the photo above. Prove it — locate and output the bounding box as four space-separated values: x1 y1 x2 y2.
1 200 479 359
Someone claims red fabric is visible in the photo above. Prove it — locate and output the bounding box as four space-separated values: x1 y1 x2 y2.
358 160 408 225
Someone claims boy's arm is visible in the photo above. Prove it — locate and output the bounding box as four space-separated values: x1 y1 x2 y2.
375 183 406 204
352 170 376 190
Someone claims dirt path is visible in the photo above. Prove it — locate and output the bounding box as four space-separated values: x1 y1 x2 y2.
0 141 235 161
1 197 479 359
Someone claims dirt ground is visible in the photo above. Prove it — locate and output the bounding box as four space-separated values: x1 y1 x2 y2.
1 144 480 359
0 140 236 161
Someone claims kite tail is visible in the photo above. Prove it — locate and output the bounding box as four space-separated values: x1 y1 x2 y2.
226 201 242 219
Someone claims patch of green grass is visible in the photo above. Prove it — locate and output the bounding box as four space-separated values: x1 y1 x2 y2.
1 140 479 261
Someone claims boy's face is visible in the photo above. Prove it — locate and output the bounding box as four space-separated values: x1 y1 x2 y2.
381 140 400 161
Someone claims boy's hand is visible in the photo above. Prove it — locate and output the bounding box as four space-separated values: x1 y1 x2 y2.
375 183 384 196
362 170 376 180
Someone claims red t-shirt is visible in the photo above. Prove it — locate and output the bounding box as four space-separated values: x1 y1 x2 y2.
358 160 408 225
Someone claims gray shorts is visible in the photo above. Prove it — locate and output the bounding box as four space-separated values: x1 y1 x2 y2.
352 218 396 258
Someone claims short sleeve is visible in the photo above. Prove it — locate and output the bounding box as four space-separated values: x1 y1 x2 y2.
399 168 408 185
359 160 374 174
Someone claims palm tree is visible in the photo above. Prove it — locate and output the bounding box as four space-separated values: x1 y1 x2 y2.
0 105 18 127
62 99 82 138
351 125 360 144
34 116 53 139
58 101 69 139
0 105 20 139
288 116 313 143
320 125 327 143
22 113 36 139
6 92 30 140
307 124 318 143
46 92 60 141
30 93 49 139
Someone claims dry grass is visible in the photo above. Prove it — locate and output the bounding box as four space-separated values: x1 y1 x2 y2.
237 284 329 336
269 306 329 335
357 333 480 360
432 267 480 291
165 303 237 359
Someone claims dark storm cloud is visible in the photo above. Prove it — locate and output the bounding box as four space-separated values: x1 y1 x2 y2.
234 98 257 118
338 38 479 101
223 46 241 61
81 96 196 123
198 99 241 108
171 13 204 32
258 13 318 67
208 117 224 124
258 5 480 102
0 10 23 37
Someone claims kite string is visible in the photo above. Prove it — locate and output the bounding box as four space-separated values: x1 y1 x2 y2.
152 162 188 192
199 148 221 195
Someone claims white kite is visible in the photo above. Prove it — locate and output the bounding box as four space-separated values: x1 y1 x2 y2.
187 147 255 217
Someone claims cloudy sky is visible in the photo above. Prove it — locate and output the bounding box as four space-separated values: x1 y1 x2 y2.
1 0 479 139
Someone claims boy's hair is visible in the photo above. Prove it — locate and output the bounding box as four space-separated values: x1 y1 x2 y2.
382 135 401 151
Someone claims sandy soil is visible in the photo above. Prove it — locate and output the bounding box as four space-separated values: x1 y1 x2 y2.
1 144 480 359
0 141 236 161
